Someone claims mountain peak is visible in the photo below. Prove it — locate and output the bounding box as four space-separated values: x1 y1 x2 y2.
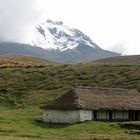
46 19 63 25
29 19 120 63
32 19 100 51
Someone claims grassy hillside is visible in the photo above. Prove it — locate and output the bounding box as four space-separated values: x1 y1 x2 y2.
0 55 140 140
0 55 59 67
94 55 140 65
0 55 140 106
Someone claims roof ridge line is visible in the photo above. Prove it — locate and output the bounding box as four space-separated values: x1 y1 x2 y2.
74 91 81 109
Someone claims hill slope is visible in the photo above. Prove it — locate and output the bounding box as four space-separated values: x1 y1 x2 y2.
0 55 139 107
0 42 49 56
0 42 120 63
94 55 140 65
0 55 140 140
0 55 59 66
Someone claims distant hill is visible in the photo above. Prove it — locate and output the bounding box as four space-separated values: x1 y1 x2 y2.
93 55 140 65
0 42 120 64
0 55 59 67
0 42 48 55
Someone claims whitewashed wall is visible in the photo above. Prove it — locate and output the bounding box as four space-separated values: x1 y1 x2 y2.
43 110 79 123
79 110 92 122
43 110 92 123
43 109 134 123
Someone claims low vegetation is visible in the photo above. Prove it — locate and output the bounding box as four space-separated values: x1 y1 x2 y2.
1 106 140 140
0 55 140 139
94 55 140 65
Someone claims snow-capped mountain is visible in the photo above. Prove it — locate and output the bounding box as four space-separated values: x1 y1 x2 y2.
31 19 120 63
0 20 120 63
32 19 100 51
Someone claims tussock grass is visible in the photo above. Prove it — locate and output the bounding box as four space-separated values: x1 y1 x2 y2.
1 63 140 107
0 55 140 139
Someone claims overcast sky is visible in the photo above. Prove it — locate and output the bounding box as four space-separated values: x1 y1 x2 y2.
0 0 140 55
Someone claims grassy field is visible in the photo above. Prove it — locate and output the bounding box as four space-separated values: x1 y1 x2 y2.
0 55 140 140
0 106 140 140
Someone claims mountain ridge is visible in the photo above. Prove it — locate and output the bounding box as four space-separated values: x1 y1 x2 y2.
31 19 120 63
32 19 100 51
0 20 120 63
0 42 120 63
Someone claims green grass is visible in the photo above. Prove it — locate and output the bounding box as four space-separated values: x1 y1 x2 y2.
0 55 140 139
0 106 140 140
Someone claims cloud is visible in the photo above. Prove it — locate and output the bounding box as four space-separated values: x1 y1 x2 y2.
0 0 41 43
0 0 139 55
123 41 140 55
107 41 126 54
108 41 140 55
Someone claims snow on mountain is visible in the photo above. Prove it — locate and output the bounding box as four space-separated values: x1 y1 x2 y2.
32 19 100 51
0 20 120 64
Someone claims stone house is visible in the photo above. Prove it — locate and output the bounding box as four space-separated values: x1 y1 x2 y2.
40 87 140 123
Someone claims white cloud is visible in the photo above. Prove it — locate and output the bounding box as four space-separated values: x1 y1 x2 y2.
0 0 140 55
0 0 41 43
107 41 126 54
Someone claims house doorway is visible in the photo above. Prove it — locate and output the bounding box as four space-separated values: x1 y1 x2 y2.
93 110 97 120
135 111 139 121
129 110 140 121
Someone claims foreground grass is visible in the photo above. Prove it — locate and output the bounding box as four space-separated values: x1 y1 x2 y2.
0 106 140 140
